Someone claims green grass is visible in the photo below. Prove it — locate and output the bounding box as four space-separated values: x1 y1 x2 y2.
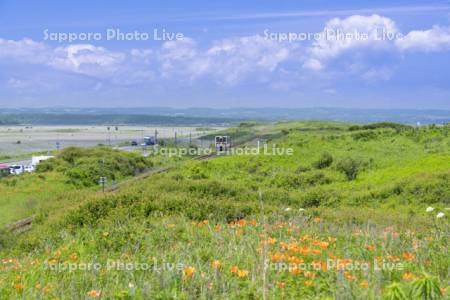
0 121 449 299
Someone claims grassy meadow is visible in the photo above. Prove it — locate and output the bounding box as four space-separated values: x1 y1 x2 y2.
0 121 449 299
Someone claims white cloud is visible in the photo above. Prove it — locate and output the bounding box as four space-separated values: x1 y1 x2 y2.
130 49 153 64
205 35 290 85
2 15 450 90
158 35 291 85
303 59 324 71
50 44 125 78
7 78 28 88
0 38 50 64
396 25 450 52
305 14 398 70
158 38 206 80
362 66 395 82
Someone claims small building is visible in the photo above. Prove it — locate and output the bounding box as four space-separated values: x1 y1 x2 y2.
215 136 231 152
31 155 54 167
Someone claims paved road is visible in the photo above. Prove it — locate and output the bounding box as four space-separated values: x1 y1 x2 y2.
0 159 32 167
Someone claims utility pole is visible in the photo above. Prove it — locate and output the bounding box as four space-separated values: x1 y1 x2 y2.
154 129 158 144
174 132 177 144
99 177 107 193
107 126 111 146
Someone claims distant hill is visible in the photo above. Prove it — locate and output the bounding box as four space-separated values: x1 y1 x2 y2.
0 107 449 125
0 113 236 126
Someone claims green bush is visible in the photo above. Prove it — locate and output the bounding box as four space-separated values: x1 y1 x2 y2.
37 146 153 187
337 157 360 180
312 152 334 169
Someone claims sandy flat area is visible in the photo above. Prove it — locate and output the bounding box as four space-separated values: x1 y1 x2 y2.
0 125 221 156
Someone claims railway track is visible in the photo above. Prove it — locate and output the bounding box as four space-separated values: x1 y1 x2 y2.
5 137 258 233
5 153 218 233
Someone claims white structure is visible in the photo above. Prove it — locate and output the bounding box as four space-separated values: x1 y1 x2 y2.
31 155 54 167
215 136 231 152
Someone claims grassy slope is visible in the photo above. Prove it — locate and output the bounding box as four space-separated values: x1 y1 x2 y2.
0 122 449 299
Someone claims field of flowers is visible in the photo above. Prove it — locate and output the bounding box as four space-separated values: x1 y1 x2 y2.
0 211 448 299
0 121 449 299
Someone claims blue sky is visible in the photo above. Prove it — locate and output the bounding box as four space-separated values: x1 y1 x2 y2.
1 0 450 109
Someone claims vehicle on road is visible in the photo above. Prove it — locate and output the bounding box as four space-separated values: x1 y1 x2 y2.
142 136 155 146
9 165 24 175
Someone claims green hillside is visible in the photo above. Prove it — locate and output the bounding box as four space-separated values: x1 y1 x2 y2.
0 122 449 299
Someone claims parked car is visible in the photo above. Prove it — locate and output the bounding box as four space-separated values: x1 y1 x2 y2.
9 165 24 175
131 140 138 146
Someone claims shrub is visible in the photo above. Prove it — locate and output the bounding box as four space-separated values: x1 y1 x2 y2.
312 152 333 169
337 157 360 180
295 165 310 173
36 146 153 187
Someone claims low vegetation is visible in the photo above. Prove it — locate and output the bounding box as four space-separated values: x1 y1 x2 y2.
0 121 449 299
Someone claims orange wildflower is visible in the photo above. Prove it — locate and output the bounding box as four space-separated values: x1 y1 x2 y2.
313 217 321 224
183 266 196 278
237 269 249 278
344 272 357 282
300 234 310 241
211 260 222 270
366 244 375 251
277 281 286 289
271 253 284 262
319 241 329 250
299 246 311 255
402 252 415 261
312 249 322 255
237 219 247 227
230 265 239 273
402 272 414 281
87 290 101 298
388 255 400 262
304 280 313 287
42 286 51 295
288 256 303 264
69 253 78 262
267 237 277 245
360 281 369 289
14 283 24 291
289 266 302 275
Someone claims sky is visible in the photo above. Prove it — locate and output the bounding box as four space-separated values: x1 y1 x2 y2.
1 0 450 109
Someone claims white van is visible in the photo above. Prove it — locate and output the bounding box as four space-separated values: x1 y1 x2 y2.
9 165 24 175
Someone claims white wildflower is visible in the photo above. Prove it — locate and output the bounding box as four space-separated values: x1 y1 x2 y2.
426 207 434 213
436 212 445 219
